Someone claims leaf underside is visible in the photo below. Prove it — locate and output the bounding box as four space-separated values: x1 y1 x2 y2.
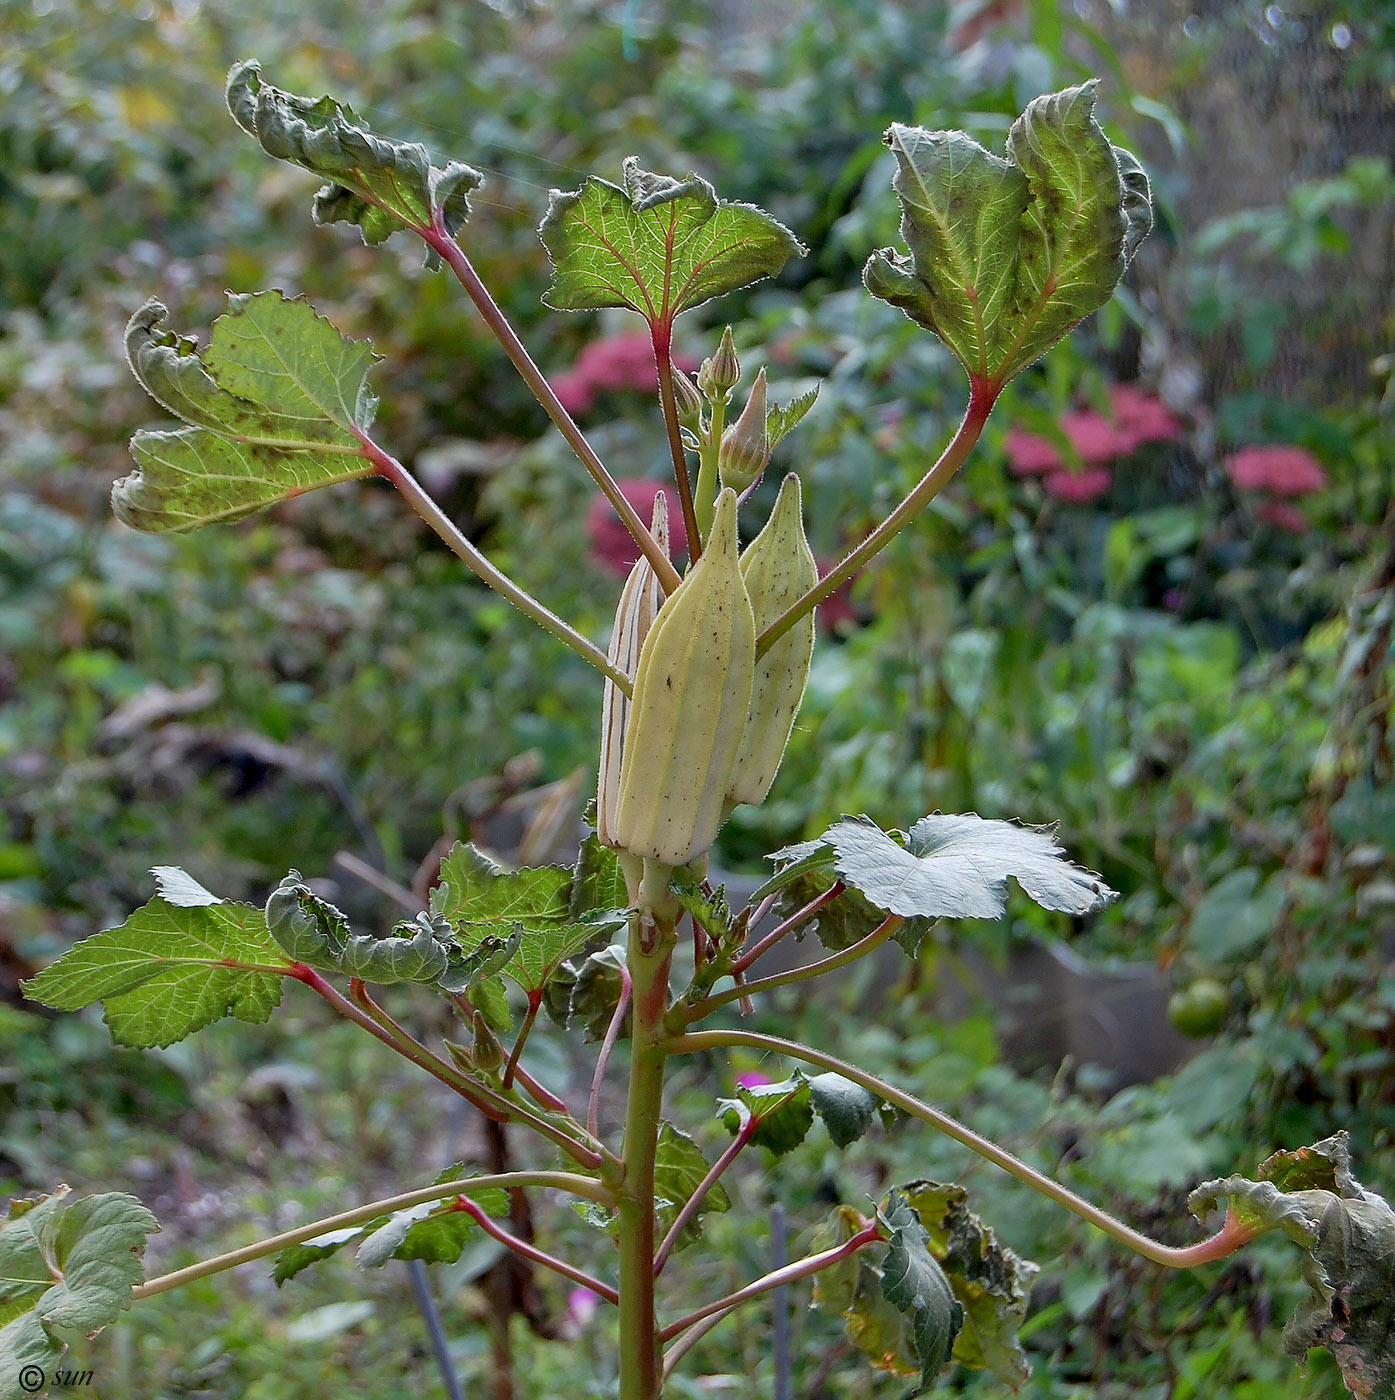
117 293 378 533
864 81 1152 385
226 60 481 249
539 156 804 325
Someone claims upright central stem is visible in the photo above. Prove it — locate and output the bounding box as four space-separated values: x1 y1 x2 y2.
616 876 679 1400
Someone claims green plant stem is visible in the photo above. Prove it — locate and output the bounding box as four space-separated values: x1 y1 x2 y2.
427 227 681 595
659 1223 882 1345
452 1194 618 1304
731 881 845 974
653 1115 755 1275
685 913 902 1021
502 993 543 1092
357 431 631 694
651 322 703 564
755 380 996 657
131 1171 611 1301
670 1029 1251 1270
342 976 603 1170
692 393 726 543
588 964 632 1139
617 898 679 1400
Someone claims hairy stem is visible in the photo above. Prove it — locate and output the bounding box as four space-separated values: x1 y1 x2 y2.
453 1194 618 1304
340 976 602 1169
651 321 702 564
731 882 846 974
687 912 901 1021
692 392 725 544
659 1224 882 1344
427 228 681 594
131 1171 612 1301
653 1115 755 1275
756 381 996 656
359 433 631 692
671 1029 1250 1270
588 965 633 1140
502 994 543 1092
617 900 679 1400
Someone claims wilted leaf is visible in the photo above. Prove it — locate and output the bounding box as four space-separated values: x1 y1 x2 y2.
539 157 803 327
22 893 289 1049
879 1189 964 1395
1190 1132 1395 1399
571 945 629 1043
227 61 481 249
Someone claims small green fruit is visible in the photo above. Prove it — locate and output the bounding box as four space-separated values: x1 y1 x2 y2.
1168 979 1228 1038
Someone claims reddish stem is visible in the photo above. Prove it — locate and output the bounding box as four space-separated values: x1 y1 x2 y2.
454 1195 618 1304
588 966 633 1139
732 882 845 974
651 318 702 563
653 1115 757 1275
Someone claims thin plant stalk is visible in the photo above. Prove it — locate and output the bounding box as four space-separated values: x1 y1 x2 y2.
502 995 543 1091
653 1115 755 1274
425 226 681 595
651 322 703 563
688 913 902 1020
756 382 996 656
670 1029 1253 1270
358 432 632 693
454 1195 619 1303
731 882 846 974
132 1171 612 1301
588 965 633 1139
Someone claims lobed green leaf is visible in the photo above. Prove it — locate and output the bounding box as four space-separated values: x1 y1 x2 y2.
117 293 378 533
0 1188 159 1386
22 882 290 1049
716 1074 814 1157
539 157 803 326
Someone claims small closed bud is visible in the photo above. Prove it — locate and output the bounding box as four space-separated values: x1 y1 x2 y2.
471 1010 505 1073
672 368 705 430
697 326 741 401
718 368 770 492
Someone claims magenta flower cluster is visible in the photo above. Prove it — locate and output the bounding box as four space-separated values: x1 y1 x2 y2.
1224 445 1329 533
1005 383 1182 502
553 334 698 416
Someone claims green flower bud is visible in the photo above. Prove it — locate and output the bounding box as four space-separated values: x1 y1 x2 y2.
672 367 705 430
697 325 741 401
718 368 770 492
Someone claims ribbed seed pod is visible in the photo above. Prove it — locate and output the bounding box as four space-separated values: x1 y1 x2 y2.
727 473 817 807
613 489 755 867
597 494 670 849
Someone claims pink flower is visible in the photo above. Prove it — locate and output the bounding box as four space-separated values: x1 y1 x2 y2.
566 1286 602 1331
1255 500 1310 533
586 480 689 576
552 336 697 416
1108 384 1182 449
1004 427 1062 475
1226 445 1328 496
734 1071 772 1090
1042 467 1112 503
1060 410 1133 464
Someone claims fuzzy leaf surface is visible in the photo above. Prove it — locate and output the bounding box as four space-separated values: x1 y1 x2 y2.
226 61 481 247
117 294 377 533
810 1073 880 1149
22 896 289 1048
540 157 803 325
864 82 1151 385
1190 1133 1395 1397
766 386 820 452
825 813 1113 921
0 1188 158 1385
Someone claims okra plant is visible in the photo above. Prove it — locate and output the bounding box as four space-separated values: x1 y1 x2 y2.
6 63 1393 1400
